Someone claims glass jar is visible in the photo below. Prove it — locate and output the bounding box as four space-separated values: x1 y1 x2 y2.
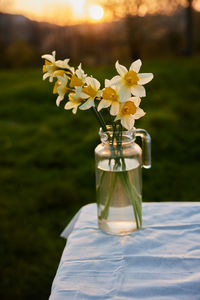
95 127 151 235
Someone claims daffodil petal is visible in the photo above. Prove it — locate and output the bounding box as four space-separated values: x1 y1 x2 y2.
75 68 81 78
131 85 146 97
79 99 94 110
77 91 89 99
98 99 111 111
70 67 75 73
118 86 131 102
92 77 101 90
64 102 72 110
72 105 79 114
115 61 128 76
49 76 54 83
85 77 92 86
85 77 100 90
110 102 120 116
41 54 55 63
114 115 120 122
65 101 77 110
55 60 63 68
138 73 153 85
134 107 146 119
121 115 135 130
105 79 111 87
128 97 141 107
56 95 64 107
55 59 70 68
130 59 142 73
110 75 122 87
43 73 50 80
76 64 87 80
76 90 89 99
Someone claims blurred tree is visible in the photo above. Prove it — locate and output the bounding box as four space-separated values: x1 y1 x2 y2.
101 0 195 58
101 0 185 18
100 0 146 59
185 0 193 55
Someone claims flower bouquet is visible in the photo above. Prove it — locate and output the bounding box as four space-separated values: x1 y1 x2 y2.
42 51 153 235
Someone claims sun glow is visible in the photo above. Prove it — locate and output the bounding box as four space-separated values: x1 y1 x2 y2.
88 4 104 21
3 0 106 25
3 0 200 25
68 0 85 17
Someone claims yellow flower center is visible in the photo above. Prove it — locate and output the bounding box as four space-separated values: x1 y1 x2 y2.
54 70 66 77
102 87 118 102
123 70 139 87
69 74 83 87
69 95 84 104
53 80 60 94
43 60 51 72
121 101 137 115
82 85 97 98
60 86 69 95
43 60 57 73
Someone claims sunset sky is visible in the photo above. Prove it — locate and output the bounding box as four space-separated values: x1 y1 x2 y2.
1 0 108 25
1 0 200 25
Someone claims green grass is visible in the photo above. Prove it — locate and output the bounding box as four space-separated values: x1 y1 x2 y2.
0 58 200 299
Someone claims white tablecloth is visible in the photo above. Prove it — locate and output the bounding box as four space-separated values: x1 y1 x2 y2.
49 202 200 300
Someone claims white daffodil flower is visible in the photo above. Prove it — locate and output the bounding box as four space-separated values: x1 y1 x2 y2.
114 97 145 130
42 51 71 82
79 77 101 110
69 64 87 89
64 92 86 114
110 60 153 101
54 74 69 106
42 51 57 82
98 79 120 116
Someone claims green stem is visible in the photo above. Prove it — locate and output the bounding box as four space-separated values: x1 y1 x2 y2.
96 170 106 207
98 110 107 132
118 172 140 229
99 172 118 220
112 122 116 145
123 170 142 226
91 107 107 132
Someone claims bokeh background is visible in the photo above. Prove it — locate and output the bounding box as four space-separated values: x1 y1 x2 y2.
0 0 200 298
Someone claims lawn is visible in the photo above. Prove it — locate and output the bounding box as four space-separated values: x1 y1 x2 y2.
0 58 200 299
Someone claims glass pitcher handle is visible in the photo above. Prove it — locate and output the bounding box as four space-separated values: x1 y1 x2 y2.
135 128 151 169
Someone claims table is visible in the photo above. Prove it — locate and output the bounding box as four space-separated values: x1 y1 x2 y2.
49 202 200 300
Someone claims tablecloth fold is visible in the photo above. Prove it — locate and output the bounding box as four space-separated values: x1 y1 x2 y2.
50 202 200 300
